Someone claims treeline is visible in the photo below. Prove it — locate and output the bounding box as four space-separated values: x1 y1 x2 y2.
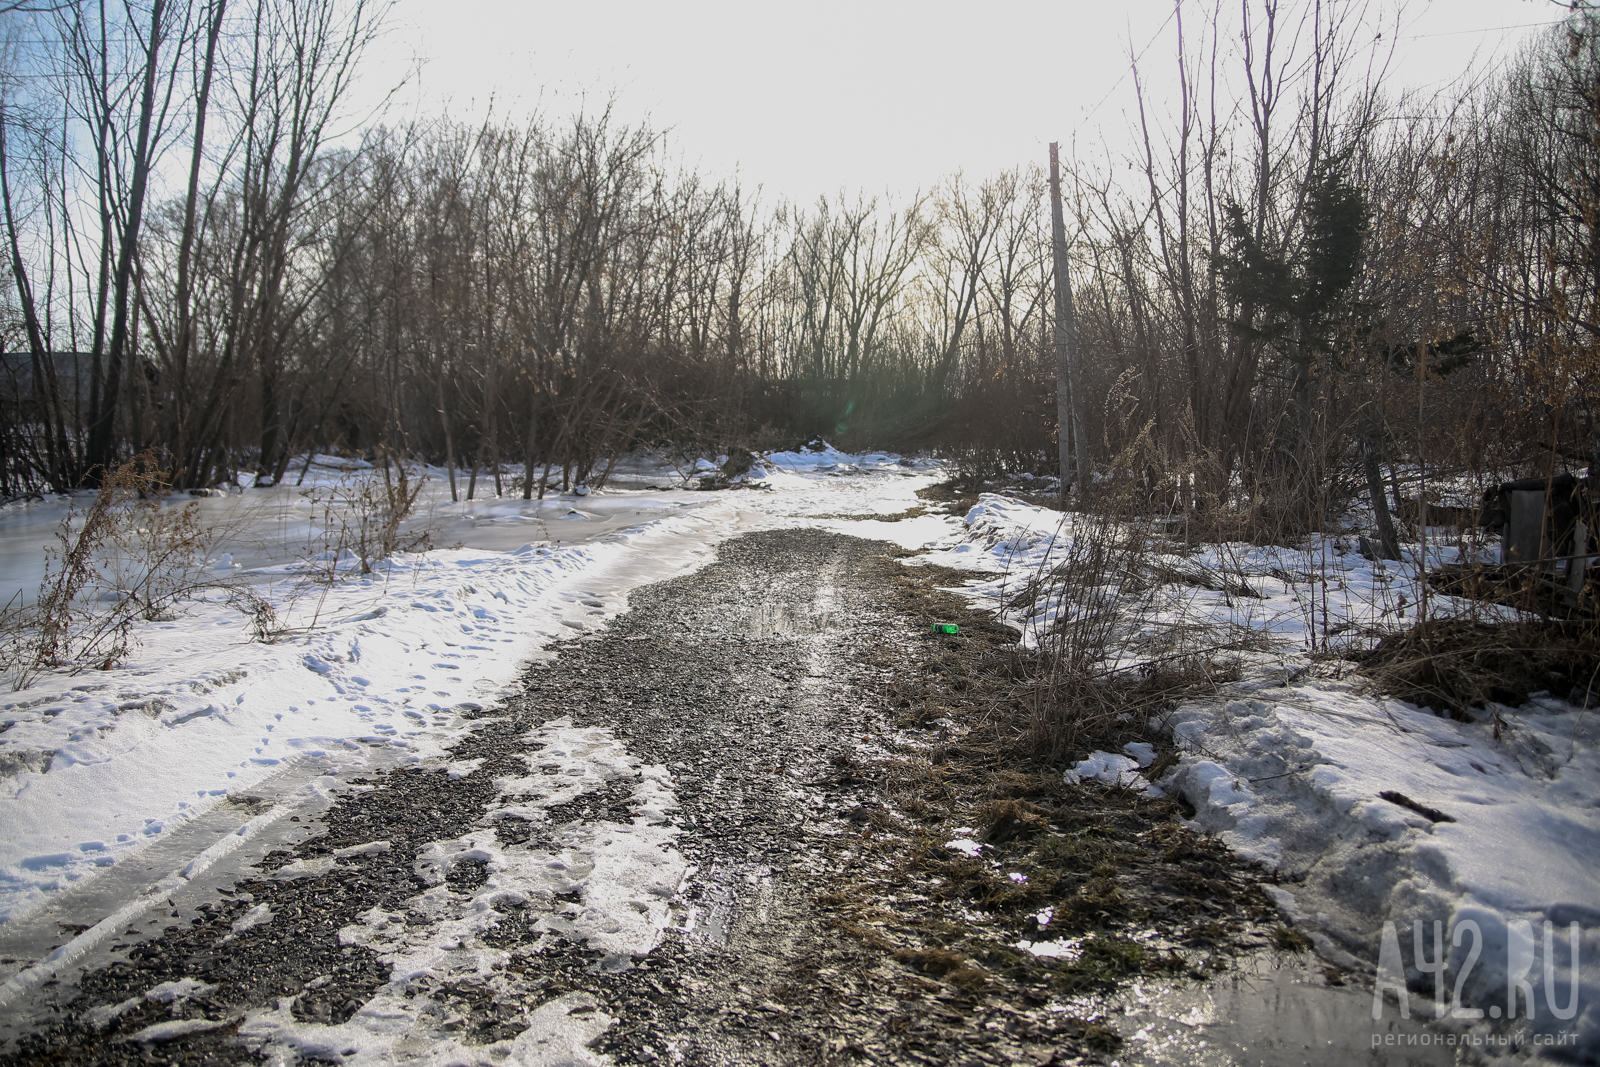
0 0 1059 497
1057 2 1600 528
2 0 1598 520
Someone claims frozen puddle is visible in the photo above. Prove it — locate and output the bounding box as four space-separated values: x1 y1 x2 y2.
676 860 776 947
1093 950 1453 1066
239 718 687 1065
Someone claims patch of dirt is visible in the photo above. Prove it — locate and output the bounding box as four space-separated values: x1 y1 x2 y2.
806 504 931 522
914 481 981 514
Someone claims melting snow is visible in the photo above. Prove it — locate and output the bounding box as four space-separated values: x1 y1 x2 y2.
243 719 684 1063
927 491 1600 1048
0 450 949 926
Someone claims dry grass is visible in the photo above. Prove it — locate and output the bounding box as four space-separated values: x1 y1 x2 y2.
918 471 1286 768
296 454 432 580
1356 616 1600 717
765 537 1313 1060
1 454 232 688
890 947 989 992
816 552 1283 1006
1428 561 1598 624
912 481 982 515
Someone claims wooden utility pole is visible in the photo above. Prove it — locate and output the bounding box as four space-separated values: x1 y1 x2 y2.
1417 336 1429 622
1049 142 1089 501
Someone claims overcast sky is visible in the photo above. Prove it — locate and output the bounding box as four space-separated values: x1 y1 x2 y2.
350 0 1564 206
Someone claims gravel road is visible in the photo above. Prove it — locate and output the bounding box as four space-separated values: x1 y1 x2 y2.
1 528 1016 1066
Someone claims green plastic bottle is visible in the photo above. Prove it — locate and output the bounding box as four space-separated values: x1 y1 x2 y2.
931 623 959 635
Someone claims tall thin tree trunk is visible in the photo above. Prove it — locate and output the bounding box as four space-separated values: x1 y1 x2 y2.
521 388 539 500
169 0 226 487
1363 433 1400 560
87 0 168 482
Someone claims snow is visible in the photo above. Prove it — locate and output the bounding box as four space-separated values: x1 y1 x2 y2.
1016 936 1083 960
143 977 215 1003
239 718 684 1064
239 990 613 1066
1063 750 1161 796
124 1017 228 1043
924 491 1600 1052
482 718 686 961
9 454 1597 1054
0 448 953 931
917 493 1497 656
80 977 215 1032
1163 686 1600 1050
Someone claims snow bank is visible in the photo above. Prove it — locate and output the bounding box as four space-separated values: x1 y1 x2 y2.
928 492 1600 1052
1164 684 1600 1052
763 439 934 476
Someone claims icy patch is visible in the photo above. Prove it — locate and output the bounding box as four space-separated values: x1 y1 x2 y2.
268 857 336 880
1064 751 1162 796
1016 937 1083 960
123 1017 228 1043
506 993 613 1065
496 719 686 962
230 903 273 934
440 757 484 780
83 996 143 1030
84 978 216 1032
144 978 214 1004
412 832 497 888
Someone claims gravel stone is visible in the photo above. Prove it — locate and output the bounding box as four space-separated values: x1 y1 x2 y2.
0 530 985 1065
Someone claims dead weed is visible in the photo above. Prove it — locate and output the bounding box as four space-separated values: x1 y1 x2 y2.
803 549 1285 1040
1356 616 1600 717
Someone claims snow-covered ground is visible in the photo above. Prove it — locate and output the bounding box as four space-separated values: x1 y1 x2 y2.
5 456 1596 1060
927 493 1600 1059
0 447 946 930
